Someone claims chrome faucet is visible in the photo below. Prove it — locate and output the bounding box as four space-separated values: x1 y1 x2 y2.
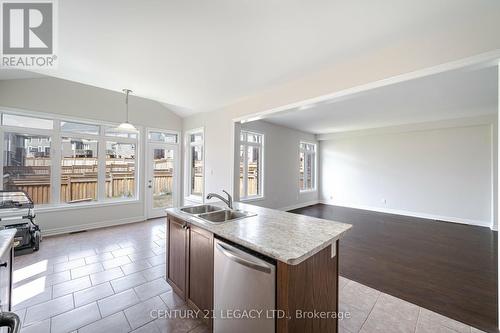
207 190 233 209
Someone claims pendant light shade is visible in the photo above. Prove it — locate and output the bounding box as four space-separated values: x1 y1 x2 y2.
118 89 137 132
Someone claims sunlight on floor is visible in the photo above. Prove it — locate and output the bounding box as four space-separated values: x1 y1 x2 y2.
13 260 48 284
12 276 46 306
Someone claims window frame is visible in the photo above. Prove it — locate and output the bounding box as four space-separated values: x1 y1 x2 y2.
299 141 317 193
239 130 264 201
184 127 205 203
0 107 141 209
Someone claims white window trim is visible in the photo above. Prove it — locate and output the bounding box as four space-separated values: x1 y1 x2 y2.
184 127 205 203
239 130 264 201
0 106 141 208
299 141 317 193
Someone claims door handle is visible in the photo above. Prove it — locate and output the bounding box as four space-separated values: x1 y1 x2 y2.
216 243 272 274
0 262 7 268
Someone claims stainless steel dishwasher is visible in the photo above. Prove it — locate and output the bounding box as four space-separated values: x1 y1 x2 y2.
214 238 275 333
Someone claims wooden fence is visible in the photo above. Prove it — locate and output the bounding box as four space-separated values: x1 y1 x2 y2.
3 158 174 205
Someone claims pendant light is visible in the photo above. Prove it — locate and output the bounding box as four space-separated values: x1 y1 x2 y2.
117 89 137 132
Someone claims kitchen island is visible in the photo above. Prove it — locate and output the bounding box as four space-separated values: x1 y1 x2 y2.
166 202 351 333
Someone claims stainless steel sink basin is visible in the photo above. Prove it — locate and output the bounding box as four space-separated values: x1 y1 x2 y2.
198 209 256 223
180 205 224 215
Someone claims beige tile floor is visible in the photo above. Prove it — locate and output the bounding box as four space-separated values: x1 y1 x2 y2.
11 218 485 333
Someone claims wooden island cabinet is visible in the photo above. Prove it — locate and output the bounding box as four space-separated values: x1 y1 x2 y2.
166 212 344 333
167 216 214 328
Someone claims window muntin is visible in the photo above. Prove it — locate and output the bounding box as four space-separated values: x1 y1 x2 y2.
299 142 316 192
186 130 204 198
60 121 99 135
239 130 263 199
61 137 99 203
3 133 51 204
106 142 136 199
2 114 53 130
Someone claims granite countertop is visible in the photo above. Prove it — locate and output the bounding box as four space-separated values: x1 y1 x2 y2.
0 229 16 257
166 202 352 265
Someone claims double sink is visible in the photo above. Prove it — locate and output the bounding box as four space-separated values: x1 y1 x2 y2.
180 204 256 223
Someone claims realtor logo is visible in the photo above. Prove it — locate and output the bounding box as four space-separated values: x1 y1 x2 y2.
1 0 57 68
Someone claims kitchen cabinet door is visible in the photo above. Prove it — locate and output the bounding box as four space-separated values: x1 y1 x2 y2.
167 216 188 299
187 224 214 327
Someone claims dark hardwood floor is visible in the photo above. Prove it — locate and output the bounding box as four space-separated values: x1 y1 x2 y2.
289 204 498 333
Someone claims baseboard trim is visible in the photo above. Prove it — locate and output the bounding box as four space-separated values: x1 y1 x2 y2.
279 200 320 212
319 200 492 229
42 216 147 237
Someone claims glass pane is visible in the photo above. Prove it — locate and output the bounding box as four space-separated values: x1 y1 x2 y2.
152 148 174 209
190 133 203 143
60 121 99 135
310 153 315 189
106 142 136 199
61 137 98 203
3 133 51 205
247 133 262 143
247 146 260 196
239 145 244 197
104 126 137 139
190 145 203 195
306 153 313 190
3 114 53 130
149 131 177 143
299 151 305 190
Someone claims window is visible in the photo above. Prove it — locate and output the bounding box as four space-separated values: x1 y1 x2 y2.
106 142 136 199
148 131 177 143
239 130 263 200
3 133 52 204
104 126 137 139
61 137 98 203
61 121 99 135
2 114 53 130
299 142 316 192
0 111 141 207
186 129 204 198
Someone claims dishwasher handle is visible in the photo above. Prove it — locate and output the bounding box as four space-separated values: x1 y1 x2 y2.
216 243 272 274
0 312 20 333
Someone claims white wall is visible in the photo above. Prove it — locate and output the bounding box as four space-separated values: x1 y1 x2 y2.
319 120 495 228
235 120 318 210
0 77 182 235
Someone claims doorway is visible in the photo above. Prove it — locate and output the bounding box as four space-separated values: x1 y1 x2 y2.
146 141 179 218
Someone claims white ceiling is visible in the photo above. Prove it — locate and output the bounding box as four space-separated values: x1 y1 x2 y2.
263 66 498 134
12 0 500 116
